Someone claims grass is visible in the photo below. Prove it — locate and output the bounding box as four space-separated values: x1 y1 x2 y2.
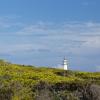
0 59 100 100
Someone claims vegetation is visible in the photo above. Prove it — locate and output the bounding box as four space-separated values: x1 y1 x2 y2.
0 59 100 100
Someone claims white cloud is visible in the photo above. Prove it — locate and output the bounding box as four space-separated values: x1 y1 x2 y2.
0 19 100 70
0 43 47 55
83 37 100 48
15 21 100 36
0 16 23 30
1 21 100 55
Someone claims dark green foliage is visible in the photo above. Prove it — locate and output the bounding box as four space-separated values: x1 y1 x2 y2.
0 82 13 100
0 60 100 100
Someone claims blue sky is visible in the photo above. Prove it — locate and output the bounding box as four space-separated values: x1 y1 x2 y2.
0 0 100 71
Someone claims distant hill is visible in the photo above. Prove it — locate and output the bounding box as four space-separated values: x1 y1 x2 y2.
0 59 100 100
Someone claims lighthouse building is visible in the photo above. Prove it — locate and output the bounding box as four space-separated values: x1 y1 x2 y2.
63 58 68 70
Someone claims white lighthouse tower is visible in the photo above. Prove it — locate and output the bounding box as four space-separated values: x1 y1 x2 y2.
63 57 68 70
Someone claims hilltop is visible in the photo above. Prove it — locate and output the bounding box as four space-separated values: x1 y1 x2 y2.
0 60 100 100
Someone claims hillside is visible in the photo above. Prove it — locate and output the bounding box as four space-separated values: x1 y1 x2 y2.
0 60 100 100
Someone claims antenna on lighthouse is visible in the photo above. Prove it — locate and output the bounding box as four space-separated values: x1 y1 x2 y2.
63 57 68 70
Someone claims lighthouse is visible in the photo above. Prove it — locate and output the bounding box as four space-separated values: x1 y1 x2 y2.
63 57 68 70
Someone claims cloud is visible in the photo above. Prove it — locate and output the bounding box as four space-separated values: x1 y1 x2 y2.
96 66 100 72
0 16 23 34
0 19 100 71
1 20 100 55
15 21 100 36
0 43 48 55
